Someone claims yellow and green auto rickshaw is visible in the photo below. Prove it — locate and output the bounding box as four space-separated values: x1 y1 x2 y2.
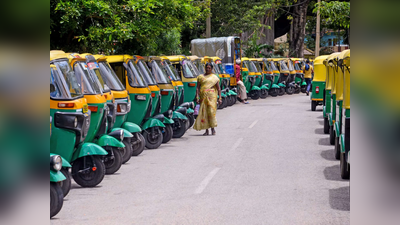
188 55 203 74
67 53 126 175
251 58 270 99
241 57 262 99
265 59 283 97
50 51 107 189
215 60 238 105
92 54 144 159
282 58 297 95
337 49 350 179
269 58 287 96
291 58 307 93
107 55 165 149
310 55 329 111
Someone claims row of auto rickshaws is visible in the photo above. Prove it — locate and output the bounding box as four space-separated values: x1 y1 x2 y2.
310 49 351 180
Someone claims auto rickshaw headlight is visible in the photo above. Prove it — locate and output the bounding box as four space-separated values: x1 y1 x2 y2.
50 155 62 171
189 102 194 109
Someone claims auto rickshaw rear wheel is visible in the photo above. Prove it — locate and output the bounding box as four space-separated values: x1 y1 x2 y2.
104 147 122 175
187 114 195 128
143 128 163 149
286 86 294 95
50 182 63 218
301 85 307 93
278 87 285 96
340 152 350 179
72 156 105 187
324 118 329 134
260 89 268 99
59 168 71 197
172 119 186 138
269 89 278 97
335 137 340 160
121 139 133 164
311 101 317 111
131 133 145 156
329 126 335 145
162 124 173 143
250 90 260 100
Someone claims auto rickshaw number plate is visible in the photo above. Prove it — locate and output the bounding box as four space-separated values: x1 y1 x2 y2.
83 104 88 113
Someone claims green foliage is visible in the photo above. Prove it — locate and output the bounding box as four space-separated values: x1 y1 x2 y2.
244 31 274 57
314 1 350 29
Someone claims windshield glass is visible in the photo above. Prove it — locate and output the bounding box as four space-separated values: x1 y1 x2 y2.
149 60 171 84
263 61 271 71
294 62 301 71
182 60 197 78
185 60 200 77
287 61 295 71
254 61 262 72
217 63 226 74
280 61 289 71
52 61 83 99
85 61 110 92
136 60 157 85
197 61 205 74
98 61 125 91
269 61 278 71
163 60 181 81
72 61 102 95
248 61 258 72
127 60 147 87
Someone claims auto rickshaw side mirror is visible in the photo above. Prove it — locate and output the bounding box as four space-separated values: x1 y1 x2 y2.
50 83 56 93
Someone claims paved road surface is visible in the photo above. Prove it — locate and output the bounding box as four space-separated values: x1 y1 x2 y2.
51 94 350 225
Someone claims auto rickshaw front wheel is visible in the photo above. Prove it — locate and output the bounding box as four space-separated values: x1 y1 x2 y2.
143 128 163 149
329 126 335 145
50 182 63 218
286 86 295 95
250 90 260 100
335 137 340 160
172 119 186 138
340 152 350 179
301 85 307 93
269 89 278 97
324 118 329 134
278 87 285 96
121 139 133 164
162 124 173 143
260 89 268 99
104 147 122 175
311 101 317 111
131 133 145 156
187 114 195 128
59 168 71 197
72 156 105 187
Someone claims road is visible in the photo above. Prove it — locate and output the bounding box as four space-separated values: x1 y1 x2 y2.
51 94 350 225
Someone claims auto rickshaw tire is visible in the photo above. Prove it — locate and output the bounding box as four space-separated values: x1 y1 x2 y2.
222 97 228 108
324 118 329 134
269 89 278 97
162 124 173 143
143 128 163 149
187 114 195 128
278 87 285 96
301 86 307 93
226 96 233 106
329 126 335 145
121 139 133 164
72 156 105 187
335 137 340 160
233 95 237 104
250 90 260 100
340 152 350 179
260 89 268 99
50 182 63 218
311 101 317 111
59 168 71 197
185 117 190 130
286 86 294 95
172 119 186 138
131 133 145 156
104 148 122 175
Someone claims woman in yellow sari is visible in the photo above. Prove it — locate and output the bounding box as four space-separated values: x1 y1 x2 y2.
193 63 222 135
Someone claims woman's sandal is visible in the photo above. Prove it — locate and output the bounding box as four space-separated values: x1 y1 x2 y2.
211 129 216 135
203 130 209 136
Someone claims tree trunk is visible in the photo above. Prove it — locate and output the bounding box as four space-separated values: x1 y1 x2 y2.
289 0 310 58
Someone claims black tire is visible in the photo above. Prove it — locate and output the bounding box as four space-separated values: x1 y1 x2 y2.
323 117 329 134
131 133 145 156
260 89 268 99
233 95 237 104
104 148 122 175
221 97 227 108
59 168 71 197
335 136 340 160
72 156 105 187
269 88 278 97
143 128 163 149
278 87 285 96
172 119 186 138
250 90 260 100
226 95 233 106
187 114 195 128
121 139 133 164
340 152 350 179
311 101 317 111
301 86 307 93
286 86 295 95
162 124 173 143
50 182 64 218
329 126 335 145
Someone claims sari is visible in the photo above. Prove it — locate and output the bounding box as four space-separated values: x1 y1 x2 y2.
193 74 220 131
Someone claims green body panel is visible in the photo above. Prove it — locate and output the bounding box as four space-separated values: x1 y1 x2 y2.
50 170 66 183
260 85 269 90
50 109 77 163
114 115 127 129
127 93 151 125
336 101 343 137
273 74 280 84
111 128 133 138
255 76 262 87
271 84 280 88
72 142 108 162
142 117 166 130
160 90 173 113
163 117 174 124
150 91 160 116
263 76 272 88
50 153 71 168
121 122 142 133
310 81 326 100
301 81 307 86
328 113 333 126
251 85 261 91
172 111 188 120
325 91 332 117
295 77 301 83
183 82 197 103
334 121 340 138
229 90 237 95
85 102 106 143
186 108 194 114
323 106 327 118
221 93 227 98
345 109 350 117
330 94 337 125
96 135 125 148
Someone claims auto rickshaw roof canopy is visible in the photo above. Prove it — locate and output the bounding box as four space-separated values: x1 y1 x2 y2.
187 55 199 61
105 55 133 63
50 50 69 61
162 55 187 62
325 52 341 65
313 55 329 82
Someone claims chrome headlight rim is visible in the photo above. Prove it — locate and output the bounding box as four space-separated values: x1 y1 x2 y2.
51 155 62 171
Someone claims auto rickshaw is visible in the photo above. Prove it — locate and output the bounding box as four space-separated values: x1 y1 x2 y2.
269 58 287 96
291 58 307 93
323 52 341 135
310 55 329 111
265 59 282 97
50 153 66 218
188 55 203 74
251 58 270 99
337 49 350 179
67 53 125 175
92 54 144 160
281 59 297 95
107 55 166 149
217 62 237 105
241 57 262 99
50 51 107 189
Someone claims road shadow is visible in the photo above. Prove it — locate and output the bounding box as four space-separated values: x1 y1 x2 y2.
324 165 347 182
71 184 103 190
315 128 325 135
318 120 324 125
318 137 331 146
317 115 323 119
329 186 350 211
320 149 337 161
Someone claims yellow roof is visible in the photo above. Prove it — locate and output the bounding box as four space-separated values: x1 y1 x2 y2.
325 52 341 62
313 55 329 65
241 57 250 61
105 55 133 63
162 55 187 62
203 56 221 62
188 55 199 61
50 50 68 61
267 58 285 62
338 49 350 60
249 58 261 61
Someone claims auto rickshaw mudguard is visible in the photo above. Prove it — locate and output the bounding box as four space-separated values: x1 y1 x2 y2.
278 83 286 88
302 81 307 86
323 106 326 118
163 117 174 124
72 142 108 162
260 85 269 90
228 90 237 95
334 122 340 138
111 128 134 138
221 93 227 98
328 113 333 126
172 111 188 120
142 118 166 130
186 108 194 114
271 84 280 89
96 135 125 148
340 134 346 154
122 122 142 133
50 170 66 183
251 86 261 91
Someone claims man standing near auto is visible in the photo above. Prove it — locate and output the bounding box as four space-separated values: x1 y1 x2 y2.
303 59 314 96
235 59 249 104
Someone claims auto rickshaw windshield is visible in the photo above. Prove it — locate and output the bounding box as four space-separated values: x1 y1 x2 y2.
182 60 197 78
294 62 301 71
186 60 200 77
280 61 289 70
254 62 262 72
150 60 171 84
97 61 125 91
50 66 83 99
248 61 258 73
127 60 147 87
136 60 157 85
269 61 278 71
197 62 205 74
86 61 111 92
73 61 102 95
288 61 295 71
263 61 271 71
164 60 181 81
217 63 226 74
